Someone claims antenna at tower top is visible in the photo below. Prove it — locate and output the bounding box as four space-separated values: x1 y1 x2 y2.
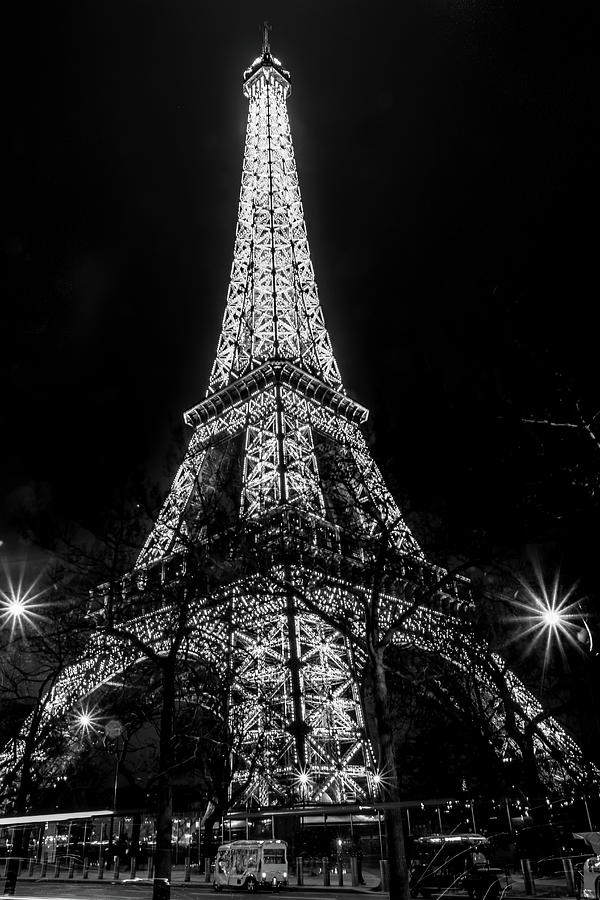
243 21 290 94
262 21 271 56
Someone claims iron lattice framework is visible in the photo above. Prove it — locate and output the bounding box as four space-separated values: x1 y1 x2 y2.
129 40 424 804
3 36 594 808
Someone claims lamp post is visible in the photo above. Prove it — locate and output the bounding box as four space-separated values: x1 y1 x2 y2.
1 572 47 897
104 719 128 866
512 570 596 729
510 572 600 837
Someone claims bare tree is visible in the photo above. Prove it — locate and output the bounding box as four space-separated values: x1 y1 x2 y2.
0 563 90 893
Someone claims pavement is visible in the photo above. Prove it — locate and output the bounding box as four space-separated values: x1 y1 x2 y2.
1 865 577 899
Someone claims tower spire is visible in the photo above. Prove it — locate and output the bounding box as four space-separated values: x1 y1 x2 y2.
261 20 271 57
209 40 342 396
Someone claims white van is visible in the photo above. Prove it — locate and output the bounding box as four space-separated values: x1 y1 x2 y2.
213 839 288 892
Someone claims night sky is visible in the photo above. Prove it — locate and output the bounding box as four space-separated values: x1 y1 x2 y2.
2 2 596 606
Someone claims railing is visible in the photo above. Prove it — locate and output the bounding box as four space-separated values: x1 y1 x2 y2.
1 852 587 895
0 854 212 884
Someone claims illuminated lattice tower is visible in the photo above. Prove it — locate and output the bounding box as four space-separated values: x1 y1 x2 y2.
5 33 591 810
133 35 424 806
99 35 589 805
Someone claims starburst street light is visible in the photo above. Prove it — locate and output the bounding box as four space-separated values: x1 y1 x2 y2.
71 703 103 740
511 559 588 664
0 563 47 639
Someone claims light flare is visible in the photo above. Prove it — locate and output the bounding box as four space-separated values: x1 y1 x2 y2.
71 703 103 739
292 766 313 796
510 558 584 666
370 765 394 795
0 563 48 639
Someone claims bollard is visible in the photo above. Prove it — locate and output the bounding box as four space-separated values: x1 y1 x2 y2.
205 856 212 883
521 858 536 895
147 855 154 879
54 859 61 878
153 876 170 900
2 860 18 896
338 859 344 886
379 859 390 892
130 856 137 879
184 854 191 882
351 856 359 887
562 857 575 896
68 858 75 878
83 857 89 879
28 858 35 877
296 857 304 886
322 857 330 886
113 855 120 880
40 859 48 878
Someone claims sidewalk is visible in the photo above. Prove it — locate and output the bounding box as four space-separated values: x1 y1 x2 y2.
4 863 576 898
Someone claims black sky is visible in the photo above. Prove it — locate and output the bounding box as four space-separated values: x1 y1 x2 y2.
1 1 597 597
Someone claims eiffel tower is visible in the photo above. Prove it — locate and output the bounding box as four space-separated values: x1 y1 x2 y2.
4 29 592 816
131 25 424 806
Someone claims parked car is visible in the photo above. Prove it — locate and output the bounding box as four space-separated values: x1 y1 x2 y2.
410 834 505 900
573 832 600 900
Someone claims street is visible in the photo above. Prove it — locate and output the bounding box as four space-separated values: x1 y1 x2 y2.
3 884 375 900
